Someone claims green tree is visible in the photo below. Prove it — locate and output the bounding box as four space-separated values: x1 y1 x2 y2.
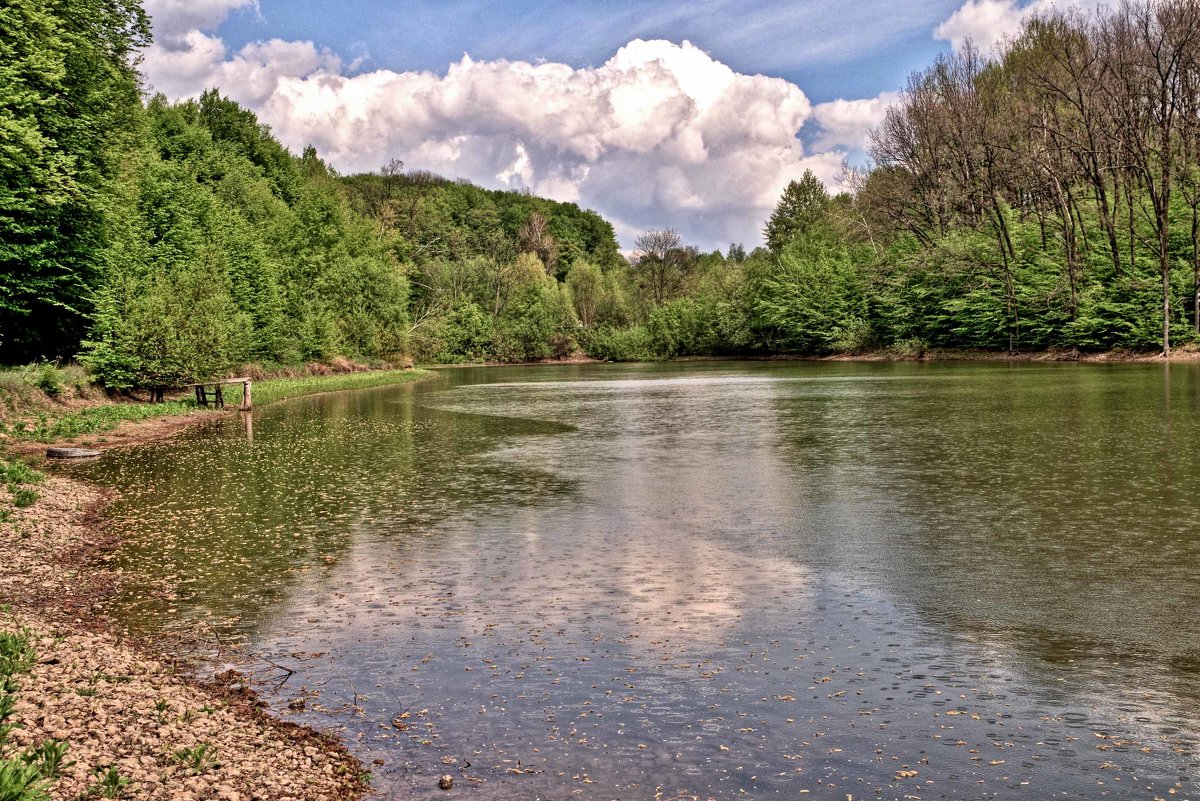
566 259 602 327
0 0 150 361
764 170 831 254
753 233 869 353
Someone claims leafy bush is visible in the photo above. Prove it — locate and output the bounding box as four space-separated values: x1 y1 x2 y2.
584 326 661 362
29 366 61 399
752 233 870 353
411 302 494 364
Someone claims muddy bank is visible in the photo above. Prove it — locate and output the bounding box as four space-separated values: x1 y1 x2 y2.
0 474 368 800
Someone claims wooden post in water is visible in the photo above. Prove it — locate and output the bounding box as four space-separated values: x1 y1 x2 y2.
241 379 252 411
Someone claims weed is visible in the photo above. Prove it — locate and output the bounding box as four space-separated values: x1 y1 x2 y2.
0 693 21 742
10 489 37 510
30 365 62 400
90 766 130 799
0 631 35 681
0 461 42 487
153 699 169 725
4 402 195 443
173 743 218 775
0 759 49 801
21 740 73 780
247 369 431 407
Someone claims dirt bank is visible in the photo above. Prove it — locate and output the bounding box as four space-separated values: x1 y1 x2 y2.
0 468 367 800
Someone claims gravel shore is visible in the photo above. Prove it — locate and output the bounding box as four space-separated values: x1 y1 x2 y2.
0 473 367 801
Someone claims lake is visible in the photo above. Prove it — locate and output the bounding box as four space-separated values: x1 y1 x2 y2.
71 361 1200 799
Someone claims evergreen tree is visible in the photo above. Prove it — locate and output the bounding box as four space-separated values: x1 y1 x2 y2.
763 170 831 254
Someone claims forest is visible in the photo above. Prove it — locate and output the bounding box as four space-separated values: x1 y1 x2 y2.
6 0 1200 393
594 0 1200 361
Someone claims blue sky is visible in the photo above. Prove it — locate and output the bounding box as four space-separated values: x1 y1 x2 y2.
141 0 1031 248
215 0 962 103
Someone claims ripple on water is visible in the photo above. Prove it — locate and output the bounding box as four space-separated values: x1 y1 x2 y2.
67 361 1200 799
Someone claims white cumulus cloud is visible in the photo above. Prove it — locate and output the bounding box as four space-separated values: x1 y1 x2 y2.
935 0 1109 54
139 9 889 248
810 92 900 151
142 0 256 41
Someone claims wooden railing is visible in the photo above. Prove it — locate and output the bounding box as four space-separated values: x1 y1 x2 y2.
189 378 252 411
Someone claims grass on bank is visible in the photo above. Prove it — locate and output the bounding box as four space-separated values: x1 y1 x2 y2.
0 459 45 516
1 402 196 443
0 365 434 444
226 367 432 407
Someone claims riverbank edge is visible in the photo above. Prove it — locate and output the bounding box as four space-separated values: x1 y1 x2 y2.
0 367 441 800
429 346 1200 369
662 346 1200 364
2 366 436 457
1 476 370 800
824 345 1200 362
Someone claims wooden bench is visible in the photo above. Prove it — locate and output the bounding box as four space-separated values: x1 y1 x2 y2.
189 378 252 411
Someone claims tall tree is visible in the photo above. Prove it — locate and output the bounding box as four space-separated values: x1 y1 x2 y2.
0 0 150 361
763 170 831 253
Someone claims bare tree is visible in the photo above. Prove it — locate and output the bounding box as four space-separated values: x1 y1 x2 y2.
632 229 696 305
519 211 560 275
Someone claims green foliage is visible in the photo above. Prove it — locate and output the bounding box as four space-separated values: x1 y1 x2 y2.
412 302 494 364
565 259 603 328
754 233 871 353
89 766 130 799
494 283 578 362
20 741 72 781
173 743 218 775
0 0 150 363
0 760 49 801
0 631 34 689
0 628 62 801
74 92 412 386
240 369 432 407
584 326 660 362
0 461 42 511
764 171 831 254
3 402 193 443
26 366 60 399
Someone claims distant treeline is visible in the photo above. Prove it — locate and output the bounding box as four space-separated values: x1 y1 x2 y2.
344 0 1200 363
589 0 1200 361
7 1 1200 387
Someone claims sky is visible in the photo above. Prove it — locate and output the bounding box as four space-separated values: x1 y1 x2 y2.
138 0 1091 249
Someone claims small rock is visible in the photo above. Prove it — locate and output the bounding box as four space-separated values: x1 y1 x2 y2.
45 447 102 459
438 774 453 790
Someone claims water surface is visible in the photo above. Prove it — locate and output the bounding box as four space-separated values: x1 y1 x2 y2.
73 362 1200 799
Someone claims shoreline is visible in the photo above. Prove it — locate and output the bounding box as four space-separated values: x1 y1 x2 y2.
3 367 436 458
0 368 441 800
1 475 370 801
821 346 1200 363
668 346 1200 364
